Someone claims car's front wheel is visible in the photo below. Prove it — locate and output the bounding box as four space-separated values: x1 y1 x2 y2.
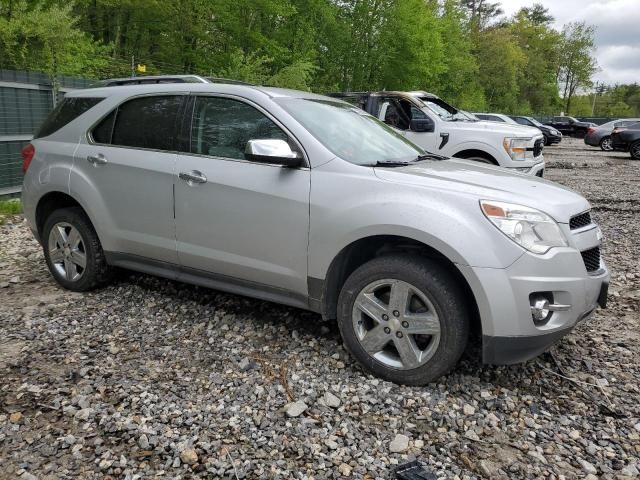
600 136 613 151
42 207 113 291
337 254 469 385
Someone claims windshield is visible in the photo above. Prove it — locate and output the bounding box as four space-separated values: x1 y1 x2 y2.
526 117 544 127
276 98 426 166
417 96 456 121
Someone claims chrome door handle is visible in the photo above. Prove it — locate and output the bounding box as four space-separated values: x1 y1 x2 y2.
87 154 107 166
179 170 207 184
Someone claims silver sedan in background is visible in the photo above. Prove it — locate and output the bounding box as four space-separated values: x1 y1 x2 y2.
584 118 640 151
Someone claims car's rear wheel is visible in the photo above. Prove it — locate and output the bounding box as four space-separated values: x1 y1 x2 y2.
631 141 640 160
599 136 613 151
43 207 113 291
337 254 469 385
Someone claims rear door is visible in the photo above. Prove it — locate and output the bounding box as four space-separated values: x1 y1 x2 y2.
72 94 185 263
173 95 310 296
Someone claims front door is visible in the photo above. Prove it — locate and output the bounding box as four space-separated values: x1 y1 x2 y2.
174 95 310 296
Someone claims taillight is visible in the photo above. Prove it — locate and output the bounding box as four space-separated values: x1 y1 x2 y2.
587 127 596 135
612 128 625 134
21 143 35 173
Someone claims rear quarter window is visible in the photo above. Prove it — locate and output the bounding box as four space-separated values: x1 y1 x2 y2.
35 97 105 138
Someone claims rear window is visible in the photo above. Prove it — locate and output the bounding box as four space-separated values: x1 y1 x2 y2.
35 97 104 138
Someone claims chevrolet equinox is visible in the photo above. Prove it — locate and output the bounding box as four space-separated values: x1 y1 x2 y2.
21 82 609 384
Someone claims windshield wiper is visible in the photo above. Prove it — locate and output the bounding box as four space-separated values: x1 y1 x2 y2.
416 153 447 161
373 160 412 167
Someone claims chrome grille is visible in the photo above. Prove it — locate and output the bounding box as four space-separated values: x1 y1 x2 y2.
581 246 601 273
570 211 592 230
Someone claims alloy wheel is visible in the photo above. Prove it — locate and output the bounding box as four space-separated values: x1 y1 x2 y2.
601 137 613 151
47 222 87 282
351 278 441 370
631 142 640 159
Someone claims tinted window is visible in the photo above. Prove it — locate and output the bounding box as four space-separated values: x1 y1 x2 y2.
36 97 104 138
111 96 183 151
190 97 288 160
514 117 530 126
91 111 116 144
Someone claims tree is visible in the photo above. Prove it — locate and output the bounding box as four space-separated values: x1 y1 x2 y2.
473 26 525 112
557 22 598 113
509 7 561 114
519 3 553 26
0 0 109 78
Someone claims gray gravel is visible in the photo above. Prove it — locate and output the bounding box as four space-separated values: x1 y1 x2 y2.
1 137 639 479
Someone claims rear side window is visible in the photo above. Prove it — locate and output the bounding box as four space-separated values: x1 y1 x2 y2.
92 111 116 144
36 97 104 138
107 96 183 151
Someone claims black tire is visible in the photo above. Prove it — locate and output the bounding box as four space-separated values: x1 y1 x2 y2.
42 207 113 291
337 254 469 385
599 136 613 151
543 135 550 146
630 141 640 160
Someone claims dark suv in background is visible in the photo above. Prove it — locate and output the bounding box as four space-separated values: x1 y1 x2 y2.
545 116 596 138
511 116 562 146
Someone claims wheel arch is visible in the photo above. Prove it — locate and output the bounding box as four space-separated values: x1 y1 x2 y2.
312 234 481 337
35 191 94 240
453 149 499 165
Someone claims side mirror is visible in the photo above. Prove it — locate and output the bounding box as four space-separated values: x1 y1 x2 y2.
245 139 303 168
410 118 434 133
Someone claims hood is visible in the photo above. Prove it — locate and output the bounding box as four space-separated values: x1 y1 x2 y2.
448 120 542 138
374 159 590 223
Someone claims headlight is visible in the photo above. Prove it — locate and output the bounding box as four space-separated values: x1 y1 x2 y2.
480 200 568 254
503 137 533 161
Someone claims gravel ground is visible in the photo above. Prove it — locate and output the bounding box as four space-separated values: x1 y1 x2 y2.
1 137 639 480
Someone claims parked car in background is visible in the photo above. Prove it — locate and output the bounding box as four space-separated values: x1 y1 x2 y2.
545 116 596 138
22 80 608 384
472 113 517 124
610 121 640 159
510 116 563 146
584 119 640 151
332 91 545 176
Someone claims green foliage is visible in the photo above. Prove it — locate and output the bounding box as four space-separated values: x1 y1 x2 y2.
0 0 623 118
0 198 22 215
0 0 109 77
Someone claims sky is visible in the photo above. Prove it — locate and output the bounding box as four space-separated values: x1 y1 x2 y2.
499 0 640 85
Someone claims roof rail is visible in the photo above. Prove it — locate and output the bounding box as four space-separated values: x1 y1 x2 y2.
97 75 252 87
98 75 210 87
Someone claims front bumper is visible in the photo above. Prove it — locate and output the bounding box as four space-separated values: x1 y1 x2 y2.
546 134 562 144
483 280 608 364
458 236 610 365
509 159 545 177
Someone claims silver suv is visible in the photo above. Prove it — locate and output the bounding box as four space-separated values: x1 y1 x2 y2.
21 82 609 384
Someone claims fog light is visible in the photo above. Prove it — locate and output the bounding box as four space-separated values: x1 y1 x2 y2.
531 297 550 322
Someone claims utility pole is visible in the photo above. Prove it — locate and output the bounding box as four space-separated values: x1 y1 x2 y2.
591 81 599 116
131 55 136 78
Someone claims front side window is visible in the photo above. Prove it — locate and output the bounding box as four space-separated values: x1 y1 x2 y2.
106 95 183 151
277 98 425 166
190 96 288 160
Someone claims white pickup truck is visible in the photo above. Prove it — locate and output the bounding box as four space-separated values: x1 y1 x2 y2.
332 91 546 177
